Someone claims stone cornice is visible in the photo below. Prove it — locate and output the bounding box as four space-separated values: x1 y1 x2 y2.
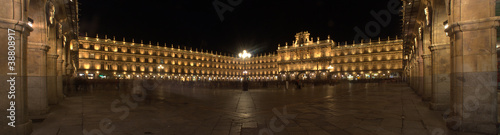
446 16 500 34
421 54 431 59
27 42 50 52
429 43 450 51
47 54 59 59
0 18 34 33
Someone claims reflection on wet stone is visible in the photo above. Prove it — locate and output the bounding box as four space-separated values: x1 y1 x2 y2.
31 82 454 135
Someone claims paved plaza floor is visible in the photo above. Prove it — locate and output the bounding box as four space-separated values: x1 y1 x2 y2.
32 82 455 135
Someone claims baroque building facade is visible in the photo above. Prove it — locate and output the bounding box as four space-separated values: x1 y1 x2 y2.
77 31 403 82
278 31 403 81
77 35 278 81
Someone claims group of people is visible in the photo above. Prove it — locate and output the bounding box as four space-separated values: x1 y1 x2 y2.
63 77 90 95
65 77 393 95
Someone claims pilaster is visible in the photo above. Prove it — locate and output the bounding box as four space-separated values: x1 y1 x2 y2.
0 0 34 133
46 54 58 105
26 43 50 120
422 54 432 101
448 0 498 133
429 43 451 111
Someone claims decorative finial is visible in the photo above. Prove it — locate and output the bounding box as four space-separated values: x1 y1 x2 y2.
105 35 107 39
132 38 135 43
113 36 115 40
85 32 88 37
123 37 125 41
141 40 143 44
96 33 99 38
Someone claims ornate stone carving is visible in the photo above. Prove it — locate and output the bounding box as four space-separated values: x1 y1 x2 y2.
58 23 63 38
46 2 55 26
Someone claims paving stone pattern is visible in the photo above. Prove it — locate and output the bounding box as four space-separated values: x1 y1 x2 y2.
32 83 457 135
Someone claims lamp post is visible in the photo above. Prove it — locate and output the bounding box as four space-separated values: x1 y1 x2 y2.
158 65 164 73
239 50 251 91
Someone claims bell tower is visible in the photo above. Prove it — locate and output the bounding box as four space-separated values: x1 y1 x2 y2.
294 31 311 46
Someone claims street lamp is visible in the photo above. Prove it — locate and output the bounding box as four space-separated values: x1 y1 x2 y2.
158 65 165 74
239 50 251 91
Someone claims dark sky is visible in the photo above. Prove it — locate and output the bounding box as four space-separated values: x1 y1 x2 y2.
79 0 402 56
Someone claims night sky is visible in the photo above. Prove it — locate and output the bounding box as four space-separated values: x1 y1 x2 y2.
79 0 402 56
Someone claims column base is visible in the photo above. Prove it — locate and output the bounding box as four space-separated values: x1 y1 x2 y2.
16 120 32 135
1 120 33 135
458 122 498 135
28 106 50 121
429 103 449 111
56 75 64 102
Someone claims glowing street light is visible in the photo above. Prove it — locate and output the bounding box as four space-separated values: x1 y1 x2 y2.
239 50 251 91
239 50 251 59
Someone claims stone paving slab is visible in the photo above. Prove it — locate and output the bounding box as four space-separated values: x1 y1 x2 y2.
32 83 455 135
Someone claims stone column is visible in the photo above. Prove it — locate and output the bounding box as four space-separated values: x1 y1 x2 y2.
46 54 58 104
0 0 33 134
448 0 498 134
429 44 450 110
26 0 50 119
417 58 424 96
27 43 50 120
422 26 433 101
46 28 58 105
57 59 64 101
429 0 451 111
410 62 416 90
422 54 432 101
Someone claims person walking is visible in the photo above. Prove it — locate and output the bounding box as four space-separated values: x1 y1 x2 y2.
296 79 301 89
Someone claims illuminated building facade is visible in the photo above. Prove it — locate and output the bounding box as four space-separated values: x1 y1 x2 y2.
77 31 403 81
278 31 403 81
77 35 278 81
